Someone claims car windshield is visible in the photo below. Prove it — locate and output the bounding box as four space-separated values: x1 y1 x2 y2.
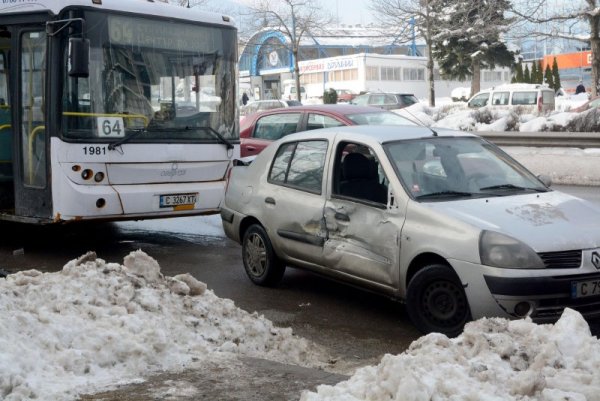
61 11 238 142
346 111 417 126
385 137 548 201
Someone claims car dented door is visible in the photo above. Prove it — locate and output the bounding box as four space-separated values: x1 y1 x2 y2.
322 142 406 292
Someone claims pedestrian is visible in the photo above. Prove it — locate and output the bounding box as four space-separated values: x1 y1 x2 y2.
241 92 249 106
575 81 586 95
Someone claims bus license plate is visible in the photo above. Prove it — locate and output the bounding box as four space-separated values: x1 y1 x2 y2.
159 193 197 208
571 279 600 298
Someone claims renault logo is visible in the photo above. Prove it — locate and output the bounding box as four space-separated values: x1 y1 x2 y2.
593 251 600 269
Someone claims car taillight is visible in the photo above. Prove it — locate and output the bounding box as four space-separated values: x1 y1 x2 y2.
537 95 542 112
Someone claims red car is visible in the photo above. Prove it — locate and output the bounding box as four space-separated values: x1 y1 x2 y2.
239 104 417 157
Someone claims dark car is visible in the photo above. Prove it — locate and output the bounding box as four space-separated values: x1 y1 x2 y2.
350 92 419 110
239 104 417 157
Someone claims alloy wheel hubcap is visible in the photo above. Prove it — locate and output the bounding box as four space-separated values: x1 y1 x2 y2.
245 233 267 277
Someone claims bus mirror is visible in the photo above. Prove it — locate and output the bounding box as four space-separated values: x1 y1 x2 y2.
68 38 89 78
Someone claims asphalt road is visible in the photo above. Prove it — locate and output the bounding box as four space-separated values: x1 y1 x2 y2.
0 184 599 397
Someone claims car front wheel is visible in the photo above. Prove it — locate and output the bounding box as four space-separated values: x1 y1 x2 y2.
242 224 285 286
406 264 471 337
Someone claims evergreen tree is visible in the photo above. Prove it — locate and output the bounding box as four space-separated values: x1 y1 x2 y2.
544 64 554 88
431 0 514 95
515 62 524 83
511 76 517 83
531 62 538 84
537 60 544 84
552 57 561 92
523 64 531 83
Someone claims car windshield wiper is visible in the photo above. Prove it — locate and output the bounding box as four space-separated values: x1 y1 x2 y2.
415 191 474 200
479 184 548 192
107 126 234 151
182 126 234 150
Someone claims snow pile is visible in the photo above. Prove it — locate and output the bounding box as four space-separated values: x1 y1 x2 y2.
0 250 327 401
301 309 600 401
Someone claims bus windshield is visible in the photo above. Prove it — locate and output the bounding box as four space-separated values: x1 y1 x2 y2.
62 12 238 144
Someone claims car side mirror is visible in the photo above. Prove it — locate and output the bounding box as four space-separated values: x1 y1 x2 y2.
538 174 552 187
68 38 89 78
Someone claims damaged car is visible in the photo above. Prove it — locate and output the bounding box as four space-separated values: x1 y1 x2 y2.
220 125 600 336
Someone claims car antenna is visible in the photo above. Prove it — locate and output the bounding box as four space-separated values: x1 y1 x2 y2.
399 106 439 136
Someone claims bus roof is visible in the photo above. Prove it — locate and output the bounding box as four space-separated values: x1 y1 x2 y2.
0 0 236 27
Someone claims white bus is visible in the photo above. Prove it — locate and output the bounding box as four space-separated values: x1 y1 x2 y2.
0 0 239 224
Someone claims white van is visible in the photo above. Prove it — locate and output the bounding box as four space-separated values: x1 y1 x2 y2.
467 84 555 113
282 84 307 101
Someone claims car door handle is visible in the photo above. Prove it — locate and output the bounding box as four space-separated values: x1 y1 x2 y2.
334 212 349 222
265 197 276 205
246 146 256 151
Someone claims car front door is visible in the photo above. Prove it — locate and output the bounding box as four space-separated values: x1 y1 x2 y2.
263 139 329 266
322 140 407 291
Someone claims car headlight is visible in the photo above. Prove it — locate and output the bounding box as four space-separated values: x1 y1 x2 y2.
479 230 545 269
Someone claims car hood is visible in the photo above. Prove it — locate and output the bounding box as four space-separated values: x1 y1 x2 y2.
424 190 600 252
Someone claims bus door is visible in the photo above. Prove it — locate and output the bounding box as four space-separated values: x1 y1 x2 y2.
13 26 51 220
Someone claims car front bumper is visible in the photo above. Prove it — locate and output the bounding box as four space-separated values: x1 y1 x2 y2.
450 256 600 322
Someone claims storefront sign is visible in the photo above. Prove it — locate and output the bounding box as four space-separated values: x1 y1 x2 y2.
299 57 356 74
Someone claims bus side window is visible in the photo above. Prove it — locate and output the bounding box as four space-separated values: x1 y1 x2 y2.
0 31 12 182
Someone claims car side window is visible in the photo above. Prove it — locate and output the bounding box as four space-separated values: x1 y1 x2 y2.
268 140 328 194
253 113 302 140
307 114 345 130
512 91 537 105
371 94 386 105
333 142 389 206
384 94 397 105
352 95 369 106
491 92 510 105
468 93 489 108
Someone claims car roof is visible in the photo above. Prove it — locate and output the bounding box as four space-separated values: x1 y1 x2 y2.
247 104 394 116
276 125 477 144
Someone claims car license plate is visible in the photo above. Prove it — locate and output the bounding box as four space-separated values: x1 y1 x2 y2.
159 193 197 208
571 279 600 298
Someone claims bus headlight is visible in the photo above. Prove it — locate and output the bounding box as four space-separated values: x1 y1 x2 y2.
81 169 93 180
94 172 105 182
479 230 545 269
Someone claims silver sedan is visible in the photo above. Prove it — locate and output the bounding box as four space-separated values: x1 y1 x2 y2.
221 125 600 336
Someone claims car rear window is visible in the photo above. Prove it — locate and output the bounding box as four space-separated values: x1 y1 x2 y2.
346 112 416 126
254 113 301 140
399 94 418 105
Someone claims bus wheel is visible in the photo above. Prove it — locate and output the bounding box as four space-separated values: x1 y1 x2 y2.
242 224 285 286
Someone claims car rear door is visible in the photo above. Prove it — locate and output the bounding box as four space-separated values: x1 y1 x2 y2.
241 112 302 156
263 139 329 265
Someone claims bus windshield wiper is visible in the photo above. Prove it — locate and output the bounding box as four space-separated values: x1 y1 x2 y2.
108 128 147 151
183 126 234 150
415 191 474 200
107 126 234 151
479 184 548 192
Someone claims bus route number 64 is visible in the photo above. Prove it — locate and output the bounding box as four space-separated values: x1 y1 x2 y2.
97 117 125 138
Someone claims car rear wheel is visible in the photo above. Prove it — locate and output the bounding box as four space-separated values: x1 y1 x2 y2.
406 264 471 337
242 224 285 286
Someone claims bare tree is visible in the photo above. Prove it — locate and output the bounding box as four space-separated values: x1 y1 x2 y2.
242 0 332 101
511 0 600 96
370 0 440 107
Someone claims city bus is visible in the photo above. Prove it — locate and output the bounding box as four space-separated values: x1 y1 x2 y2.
0 0 239 224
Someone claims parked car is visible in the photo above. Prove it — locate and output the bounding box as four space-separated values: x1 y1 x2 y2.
571 96 600 112
239 104 417 157
240 99 302 117
282 85 307 101
350 92 419 110
467 84 555 113
221 125 600 336
334 89 356 103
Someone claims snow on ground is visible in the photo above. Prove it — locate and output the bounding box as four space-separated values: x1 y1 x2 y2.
301 308 600 401
0 250 328 401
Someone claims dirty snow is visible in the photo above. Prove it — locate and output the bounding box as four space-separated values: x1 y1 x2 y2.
0 250 327 401
301 308 600 401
